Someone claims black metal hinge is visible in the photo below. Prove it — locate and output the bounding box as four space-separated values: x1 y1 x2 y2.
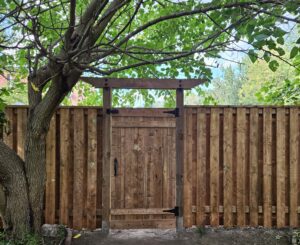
163 206 179 216
163 108 179 117
106 109 119 114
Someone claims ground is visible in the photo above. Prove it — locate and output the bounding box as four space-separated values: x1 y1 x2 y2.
71 227 297 245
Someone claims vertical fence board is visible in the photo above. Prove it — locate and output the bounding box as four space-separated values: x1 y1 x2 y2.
210 108 219 226
3 108 14 149
184 108 193 227
3 106 300 230
196 108 207 226
289 108 299 227
45 115 56 224
236 108 246 226
17 109 27 159
87 109 97 229
249 108 259 226
223 108 233 227
263 108 272 227
276 108 286 227
60 109 71 225
73 109 85 229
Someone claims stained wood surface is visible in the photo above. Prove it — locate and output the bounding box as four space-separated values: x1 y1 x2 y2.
276 108 286 228
289 108 299 227
81 77 206 89
263 108 272 227
196 108 207 226
102 87 112 231
59 109 71 226
73 109 85 229
223 108 233 227
2 106 300 230
210 108 220 226
184 108 193 227
111 115 176 229
249 108 258 226
45 115 56 224
87 109 98 229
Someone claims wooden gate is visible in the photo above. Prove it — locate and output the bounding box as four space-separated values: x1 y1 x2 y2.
110 109 176 229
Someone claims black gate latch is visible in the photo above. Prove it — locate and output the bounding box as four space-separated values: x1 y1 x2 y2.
106 109 119 114
163 206 179 216
163 108 179 117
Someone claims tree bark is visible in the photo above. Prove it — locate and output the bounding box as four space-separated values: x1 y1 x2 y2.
0 140 30 239
24 116 48 233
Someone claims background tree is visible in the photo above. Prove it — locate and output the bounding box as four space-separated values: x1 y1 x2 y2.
207 65 245 105
0 0 299 239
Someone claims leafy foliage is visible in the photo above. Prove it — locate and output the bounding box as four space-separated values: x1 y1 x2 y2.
0 0 299 107
0 231 41 245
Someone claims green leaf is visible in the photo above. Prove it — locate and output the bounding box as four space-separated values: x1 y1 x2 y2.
276 47 285 56
277 37 284 45
268 60 279 72
263 52 271 62
248 50 257 63
290 47 298 59
254 34 268 41
297 38 300 44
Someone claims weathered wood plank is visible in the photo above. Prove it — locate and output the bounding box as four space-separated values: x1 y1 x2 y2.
112 119 175 128
210 108 219 226
249 108 259 226
87 109 97 229
17 109 27 159
102 87 112 231
111 208 174 215
110 219 176 229
263 108 272 227
81 77 206 89
3 108 14 149
176 88 184 230
223 108 233 227
236 108 246 226
73 109 85 229
45 115 56 224
289 108 299 227
276 108 286 228
196 108 207 226
59 109 71 225
183 108 193 227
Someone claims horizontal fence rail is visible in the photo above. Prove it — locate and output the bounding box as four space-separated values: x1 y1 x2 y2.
1 106 299 229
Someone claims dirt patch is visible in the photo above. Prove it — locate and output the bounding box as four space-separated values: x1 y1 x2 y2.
71 227 297 245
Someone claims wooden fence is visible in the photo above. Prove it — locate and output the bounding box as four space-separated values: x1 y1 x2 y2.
1 106 300 229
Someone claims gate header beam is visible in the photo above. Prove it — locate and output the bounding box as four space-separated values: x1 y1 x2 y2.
81 77 206 89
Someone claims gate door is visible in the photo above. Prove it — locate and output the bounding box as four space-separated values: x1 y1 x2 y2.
110 109 176 229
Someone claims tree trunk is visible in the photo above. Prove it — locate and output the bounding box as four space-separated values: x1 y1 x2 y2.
0 140 30 239
24 116 48 233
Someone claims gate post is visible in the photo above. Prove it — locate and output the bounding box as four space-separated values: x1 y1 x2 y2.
176 88 184 232
102 87 112 232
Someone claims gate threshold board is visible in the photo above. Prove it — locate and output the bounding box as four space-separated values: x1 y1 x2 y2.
110 219 176 229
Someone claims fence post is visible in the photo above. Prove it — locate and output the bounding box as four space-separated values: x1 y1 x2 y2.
102 87 112 232
176 87 184 232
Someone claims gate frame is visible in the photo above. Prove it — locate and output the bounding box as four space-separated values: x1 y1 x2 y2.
81 77 206 232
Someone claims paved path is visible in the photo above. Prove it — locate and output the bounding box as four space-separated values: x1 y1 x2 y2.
71 228 292 245
72 229 198 245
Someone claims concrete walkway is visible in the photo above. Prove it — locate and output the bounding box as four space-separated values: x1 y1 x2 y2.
71 228 293 245
72 229 198 245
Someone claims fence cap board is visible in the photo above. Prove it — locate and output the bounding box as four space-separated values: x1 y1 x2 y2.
80 77 206 89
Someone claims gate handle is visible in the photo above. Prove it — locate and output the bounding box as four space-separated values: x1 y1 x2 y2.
114 158 118 176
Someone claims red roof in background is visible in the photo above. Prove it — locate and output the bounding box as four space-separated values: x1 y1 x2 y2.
0 75 7 86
